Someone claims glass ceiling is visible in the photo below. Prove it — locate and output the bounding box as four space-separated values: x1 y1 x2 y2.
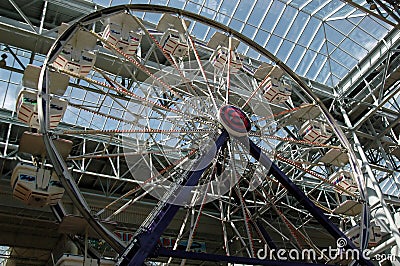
91 0 394 87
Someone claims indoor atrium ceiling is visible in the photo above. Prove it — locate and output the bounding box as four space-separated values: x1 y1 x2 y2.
69 0 398 87
0 0 397 88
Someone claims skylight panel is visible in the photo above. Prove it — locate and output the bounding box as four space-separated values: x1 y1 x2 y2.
260 1 286 33
276 40 295 62
265 34 282 55
315 61 331 84
275 5 297 38
286 45 306 69
326 19 356 36
330 59 350 80
254 29 270 47
285 11 309 42
340 38 368 60
305 53 326 80
328 3 355 19
168 0 186 9
324 24 346 45
289 0 308 10
200 7 216 20
219 0 238 16
192 22 209 40
309 26 326 53
349 27 379 51
358 16 391 39
331 47 358 68
247 0 272 27
184 1 202 14
302 0 326 15
295 49 315 76
316 1 343 19
229 19 244 32
242 24 258 39
233 0 255 22
298 16 320 47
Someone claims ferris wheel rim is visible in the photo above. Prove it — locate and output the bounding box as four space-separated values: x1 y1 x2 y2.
36 3 369 259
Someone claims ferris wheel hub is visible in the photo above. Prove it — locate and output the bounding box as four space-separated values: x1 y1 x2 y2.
218 105 251 137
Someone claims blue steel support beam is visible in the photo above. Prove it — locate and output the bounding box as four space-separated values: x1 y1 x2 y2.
246 137 373 266
117 131 229 266
154 247 326 266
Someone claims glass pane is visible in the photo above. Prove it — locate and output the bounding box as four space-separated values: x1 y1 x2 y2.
168 0 186 9
306 53 326 80
340 38 367 60
296 49 315 76
254 29 270 47
247 0 271 27
111 0 129 4
315 60 331 84
358 16 390 40
330 59 349 79
275 5 297 38
285 11 309 42
327 19 355 36
219 0 238 16
265 34 282 55
303 0 326 15
260 1 285 33
309 27 325 53
233 0 254 22
201 7 216 19
242 24 257 39
229 19 244 32
298 16 321 47
286 45 305 69
204 0 219 10
331 48 357 68
185 1 201 14
276 40 295 62
324 24 346 45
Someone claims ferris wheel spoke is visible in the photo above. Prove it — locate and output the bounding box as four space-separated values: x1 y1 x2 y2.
180 19 219 113
235 184 256 257
166 208 191 265
229 221 253 257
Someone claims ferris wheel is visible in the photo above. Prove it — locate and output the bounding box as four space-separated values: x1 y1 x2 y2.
12 4 377 266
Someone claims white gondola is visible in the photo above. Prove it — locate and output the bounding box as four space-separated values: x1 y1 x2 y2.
320 148 349 167
333 200 362 216
299 120 332 143
160 29 189 58
16 89 67 130
22 64 70 96
210 46 243 73
53 24 97 77
157 14 190 58
11 164 64 207
254 63 291 103
330 170 358 195
262 76 291 103
345 224 382 247
102 13 142 56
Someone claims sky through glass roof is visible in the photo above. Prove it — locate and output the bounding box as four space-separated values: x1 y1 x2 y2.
92 0 394 87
